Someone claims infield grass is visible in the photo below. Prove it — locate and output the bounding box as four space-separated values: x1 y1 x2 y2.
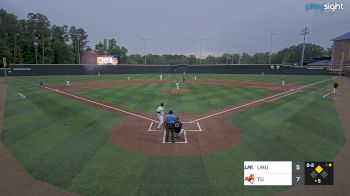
77 82 272 114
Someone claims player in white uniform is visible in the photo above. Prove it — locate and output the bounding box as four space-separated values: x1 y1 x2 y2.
282 78 285 86
66 78 70 86
160 74 163 81
176 80 180 90
156 103 165 129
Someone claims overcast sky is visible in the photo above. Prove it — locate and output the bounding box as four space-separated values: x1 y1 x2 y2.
1 0 349 56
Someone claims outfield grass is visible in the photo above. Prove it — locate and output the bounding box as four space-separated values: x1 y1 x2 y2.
77 82 272 114
15 74 329 85
1 74 344 196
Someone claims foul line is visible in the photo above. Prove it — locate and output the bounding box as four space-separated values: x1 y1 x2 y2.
17 92 26 99
322 92 330 98
190 77 335 123
12 76 335 124
266 90 301 103
12 78 157 122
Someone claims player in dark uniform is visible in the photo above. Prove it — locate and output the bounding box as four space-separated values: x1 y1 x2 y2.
174 117 184 138
39 78 44 88
333 81 339 94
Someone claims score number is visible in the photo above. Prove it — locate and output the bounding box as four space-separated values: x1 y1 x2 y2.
306 163 314 168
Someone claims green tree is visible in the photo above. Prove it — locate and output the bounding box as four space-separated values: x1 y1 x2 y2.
95 38 128 63
27 12 51 64
69 26 89 64
126 54 143 64
188 55 197 65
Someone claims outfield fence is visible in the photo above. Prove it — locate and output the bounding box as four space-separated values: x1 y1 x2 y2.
9 64 329 76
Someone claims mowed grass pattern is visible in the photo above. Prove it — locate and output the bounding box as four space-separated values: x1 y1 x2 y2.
1 75 345 196
77 83 272 114
16 73 329 85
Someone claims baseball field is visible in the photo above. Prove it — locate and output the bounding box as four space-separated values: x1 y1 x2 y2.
0 74 348 195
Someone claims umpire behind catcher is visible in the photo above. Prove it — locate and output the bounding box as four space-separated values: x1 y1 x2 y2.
164 110 176 143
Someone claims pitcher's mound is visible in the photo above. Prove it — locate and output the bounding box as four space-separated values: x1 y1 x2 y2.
160 88 191 94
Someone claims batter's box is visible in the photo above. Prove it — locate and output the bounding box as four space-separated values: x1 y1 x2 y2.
147 121 202 144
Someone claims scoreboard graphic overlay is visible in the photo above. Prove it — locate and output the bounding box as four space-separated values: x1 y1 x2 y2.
244 161 334 186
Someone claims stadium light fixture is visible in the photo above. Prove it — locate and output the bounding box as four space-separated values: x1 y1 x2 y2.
269 33 275 64
300 27 310 66
75 34 81 64
33 41 38 64
141 38 149 64
198 38 205 64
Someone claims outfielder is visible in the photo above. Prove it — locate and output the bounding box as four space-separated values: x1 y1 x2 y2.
160 74 163 81
156 102 165 129
39 78 44 88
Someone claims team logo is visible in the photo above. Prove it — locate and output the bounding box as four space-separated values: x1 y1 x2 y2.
245 174 255 184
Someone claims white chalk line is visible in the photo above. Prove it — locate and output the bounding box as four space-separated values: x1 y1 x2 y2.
162 129 188 144
12 78 157 122
148 121 200 143
148 122 154 131
322 92 330 98
148 121 201 132
190 77 334 123
17 92 26 99
13 77 334 124
266 90 301 103
196 122 202 132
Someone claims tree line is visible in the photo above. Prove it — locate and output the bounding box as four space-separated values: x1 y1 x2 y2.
1 9 331 67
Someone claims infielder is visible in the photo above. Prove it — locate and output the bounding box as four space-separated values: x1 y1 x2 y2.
156 102 165 129
282 78 285 86
175 80 180 90
66 78 71 86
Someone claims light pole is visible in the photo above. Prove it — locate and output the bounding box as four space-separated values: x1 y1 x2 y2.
14 34 19 63
75 34 81 64
232 53 234 64
198 38 204 64
34 41 38 64
142 38 149 64
16 34 22 63
42 33 45 64
269 33 275 64
77 36 81 64
300 27 310 66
